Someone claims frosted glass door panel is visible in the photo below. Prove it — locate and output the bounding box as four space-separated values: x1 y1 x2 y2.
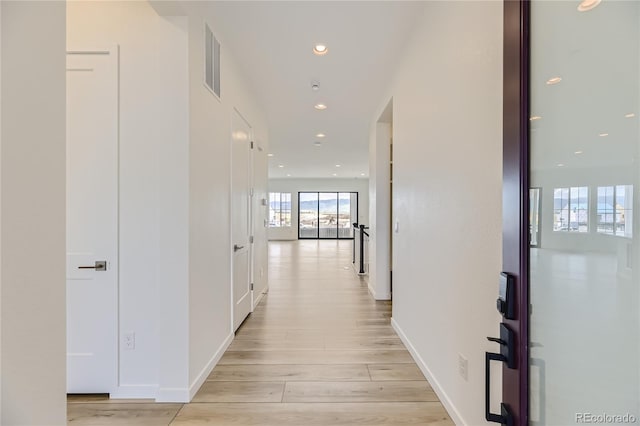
530 2 639 424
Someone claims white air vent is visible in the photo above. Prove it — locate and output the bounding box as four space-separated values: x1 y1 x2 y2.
205 24 221 98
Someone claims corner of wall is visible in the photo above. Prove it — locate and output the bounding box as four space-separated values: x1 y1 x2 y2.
391 318 466 425
188 331 233 401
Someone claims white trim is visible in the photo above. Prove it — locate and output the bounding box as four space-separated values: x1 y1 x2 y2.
252 289 266 309
188 331 234 401
367 282 377 299
110 384 158 400
155 387 190 403
229 110 234 336
367 282 391 301
391 318 465 426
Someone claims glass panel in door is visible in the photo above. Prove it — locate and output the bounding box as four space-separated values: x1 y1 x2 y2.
530 1 639 424
319 192 338 238
299 192 318 238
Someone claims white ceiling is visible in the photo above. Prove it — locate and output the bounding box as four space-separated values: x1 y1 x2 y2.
200 1 425 179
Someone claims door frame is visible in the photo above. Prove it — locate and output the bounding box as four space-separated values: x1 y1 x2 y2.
502 1 530 424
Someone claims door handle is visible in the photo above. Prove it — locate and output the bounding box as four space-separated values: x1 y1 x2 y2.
485 323 516 425
78 261 107 271
485 352 513 425
233 244 244 252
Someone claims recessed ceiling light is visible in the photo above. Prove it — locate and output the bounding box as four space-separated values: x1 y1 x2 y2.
530 116 542 121
332 173 337 176
316 133 326 138
557 163 565 167
311 81 320 91
625 113 635 118
546 77 562 85
577 0 601 12
314 103 327 110
360 173 365 176
599 133 609 137
574 150 583 155
278 164 284 168
313 44 328 55
286 174 291 177
267 153 274 157
335 164 341 168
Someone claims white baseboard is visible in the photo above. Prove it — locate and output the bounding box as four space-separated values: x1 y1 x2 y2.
110 384 158 400
367 282 391 301
375 292 391 300
188 331 234 401
155 387 190 403
253 289 266 309
391 318 466 426
367 282 377 299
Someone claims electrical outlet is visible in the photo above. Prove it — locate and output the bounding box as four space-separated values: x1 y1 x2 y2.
458 353 468 381
124 332 135 350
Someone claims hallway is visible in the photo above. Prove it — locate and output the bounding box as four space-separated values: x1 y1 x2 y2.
67 240 452 425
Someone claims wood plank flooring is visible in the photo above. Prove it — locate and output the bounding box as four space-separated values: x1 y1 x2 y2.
67 240 453 425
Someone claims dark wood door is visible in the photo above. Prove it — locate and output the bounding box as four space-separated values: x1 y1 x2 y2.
502 1 530 424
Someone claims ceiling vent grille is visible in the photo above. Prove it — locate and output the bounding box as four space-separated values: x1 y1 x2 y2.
205 24 221 98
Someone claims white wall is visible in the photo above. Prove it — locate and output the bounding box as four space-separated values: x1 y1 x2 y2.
68 1 269 402
185 8 269 396
371 3 503 424
1 2 67 424
267 178 369 241
252 144 269 304
1 4 3 419
67 2 191 399
369 120 392 300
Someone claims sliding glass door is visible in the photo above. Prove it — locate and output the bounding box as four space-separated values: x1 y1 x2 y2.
299 192 319 238
319 193 338 238
298 192 358 239
339 192 358 238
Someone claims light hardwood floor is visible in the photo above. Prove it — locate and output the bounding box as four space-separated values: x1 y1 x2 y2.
67 240 453 425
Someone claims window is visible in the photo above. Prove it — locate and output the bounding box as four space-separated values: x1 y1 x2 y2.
298 192 358 239
269 192 291 227
553 187 588 232
597 185 633 237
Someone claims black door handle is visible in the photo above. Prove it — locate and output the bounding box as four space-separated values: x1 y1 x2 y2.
485 352 513 425
485 323 516 425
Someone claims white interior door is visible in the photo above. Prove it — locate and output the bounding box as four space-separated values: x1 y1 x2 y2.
231 109 252 331
66 48 118 393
